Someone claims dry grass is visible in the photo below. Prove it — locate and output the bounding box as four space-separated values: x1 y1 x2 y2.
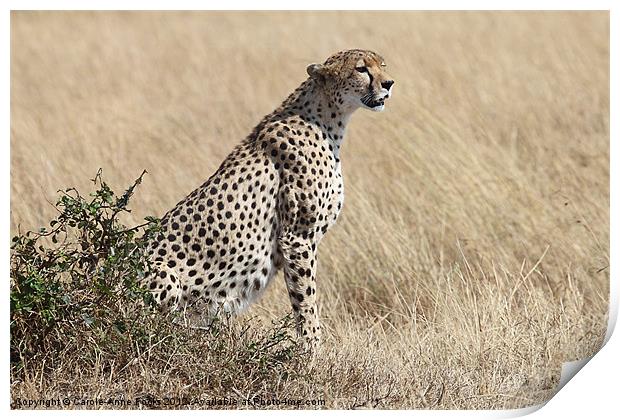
10 11 609 409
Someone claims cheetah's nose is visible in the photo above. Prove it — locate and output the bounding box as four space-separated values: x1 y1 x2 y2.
381 80 394 90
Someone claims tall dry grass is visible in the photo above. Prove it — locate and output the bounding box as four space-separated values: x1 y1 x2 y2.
10 11 609 409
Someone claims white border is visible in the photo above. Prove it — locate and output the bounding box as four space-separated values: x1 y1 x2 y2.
1 0 617 10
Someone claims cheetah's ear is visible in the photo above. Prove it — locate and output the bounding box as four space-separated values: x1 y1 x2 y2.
306 63 329 82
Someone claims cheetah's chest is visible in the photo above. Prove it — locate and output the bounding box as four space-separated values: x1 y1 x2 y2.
324 162 344 226
302 154 344 240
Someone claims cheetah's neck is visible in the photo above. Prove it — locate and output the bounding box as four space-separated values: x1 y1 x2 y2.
278 79 354 161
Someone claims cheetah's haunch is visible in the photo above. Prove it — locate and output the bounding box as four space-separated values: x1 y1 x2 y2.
145 49 394 347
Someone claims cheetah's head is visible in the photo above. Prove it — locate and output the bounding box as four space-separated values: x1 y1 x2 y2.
307 49 394 112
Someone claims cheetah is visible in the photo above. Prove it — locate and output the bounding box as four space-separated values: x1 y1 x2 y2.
144 49 394 347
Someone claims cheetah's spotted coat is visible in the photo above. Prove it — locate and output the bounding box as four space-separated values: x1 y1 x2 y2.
145 49 394 346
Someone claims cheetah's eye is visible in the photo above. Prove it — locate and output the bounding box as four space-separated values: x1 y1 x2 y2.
355 66 368 74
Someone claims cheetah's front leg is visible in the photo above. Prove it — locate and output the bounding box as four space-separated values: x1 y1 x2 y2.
279 235 321 348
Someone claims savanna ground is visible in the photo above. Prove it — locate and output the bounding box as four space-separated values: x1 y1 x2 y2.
10 11 609 409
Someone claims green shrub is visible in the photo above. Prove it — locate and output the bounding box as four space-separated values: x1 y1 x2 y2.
10 170 161 369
